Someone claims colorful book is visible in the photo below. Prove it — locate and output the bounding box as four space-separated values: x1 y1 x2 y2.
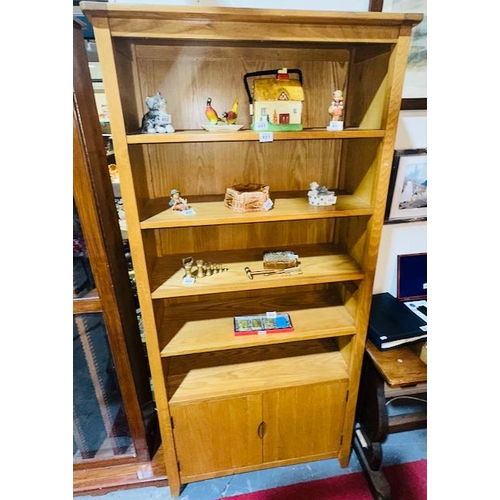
234 312 293 336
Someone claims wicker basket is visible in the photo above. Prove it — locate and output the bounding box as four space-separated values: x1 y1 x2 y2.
224 183 271 213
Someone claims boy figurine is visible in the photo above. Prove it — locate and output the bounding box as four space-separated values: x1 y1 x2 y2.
327 90 344 131
169 189 190 211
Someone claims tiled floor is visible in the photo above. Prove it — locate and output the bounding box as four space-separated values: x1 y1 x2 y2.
76 396 427 500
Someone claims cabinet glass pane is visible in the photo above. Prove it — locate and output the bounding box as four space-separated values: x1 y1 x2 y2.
73 312 135 461
73 199 96 299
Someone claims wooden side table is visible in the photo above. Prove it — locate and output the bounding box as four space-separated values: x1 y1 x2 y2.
353 340 427 500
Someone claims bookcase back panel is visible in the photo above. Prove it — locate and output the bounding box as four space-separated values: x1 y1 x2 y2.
132 45 349 131
134 141 343 200
111 40 393 133
150 220 337 255
127 139 383 228
161 284 347 315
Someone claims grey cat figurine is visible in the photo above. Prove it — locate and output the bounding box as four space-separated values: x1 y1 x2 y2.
141 92 175 133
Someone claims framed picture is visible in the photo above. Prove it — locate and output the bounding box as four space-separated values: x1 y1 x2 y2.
369 0 427 109
385 149 427 224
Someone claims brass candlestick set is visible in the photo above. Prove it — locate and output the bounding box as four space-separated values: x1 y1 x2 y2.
181 250 302 283
181 257 228 281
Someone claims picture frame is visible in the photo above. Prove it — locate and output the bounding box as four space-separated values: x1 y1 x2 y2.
397 253 427 301
369 0 427 110
385 149 427 224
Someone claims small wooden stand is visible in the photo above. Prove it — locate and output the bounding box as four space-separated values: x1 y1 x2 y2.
353 340 427 500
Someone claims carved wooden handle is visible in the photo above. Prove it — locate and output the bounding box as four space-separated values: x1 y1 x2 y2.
257 421 267 439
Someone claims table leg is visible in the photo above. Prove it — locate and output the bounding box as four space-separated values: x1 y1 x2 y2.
353 352 391 500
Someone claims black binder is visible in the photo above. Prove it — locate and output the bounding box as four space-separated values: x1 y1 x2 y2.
368 292 427 351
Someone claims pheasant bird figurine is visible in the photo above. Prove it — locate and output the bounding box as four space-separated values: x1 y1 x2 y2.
222 98 238 125
205 97 223 124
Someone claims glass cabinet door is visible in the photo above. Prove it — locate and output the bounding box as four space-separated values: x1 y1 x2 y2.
73 200 134 462
73 20 159 491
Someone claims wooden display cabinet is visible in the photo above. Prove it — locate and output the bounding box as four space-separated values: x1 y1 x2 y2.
80 3 422 496
73 19 162 495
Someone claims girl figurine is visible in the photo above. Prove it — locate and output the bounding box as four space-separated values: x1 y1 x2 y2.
327 90 344 131
169 189 190 211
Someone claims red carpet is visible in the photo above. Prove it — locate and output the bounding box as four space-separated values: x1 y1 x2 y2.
224 459 426 500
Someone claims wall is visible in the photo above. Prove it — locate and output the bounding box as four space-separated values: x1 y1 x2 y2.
373 111 427 295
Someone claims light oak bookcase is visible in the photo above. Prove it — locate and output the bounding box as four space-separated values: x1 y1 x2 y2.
80 3 422 496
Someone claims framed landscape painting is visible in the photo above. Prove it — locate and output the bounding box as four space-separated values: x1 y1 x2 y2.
382 0 427 100
370 0 427 109
385 149 427 224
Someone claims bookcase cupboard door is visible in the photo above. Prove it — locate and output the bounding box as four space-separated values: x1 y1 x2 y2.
170 380 348 481
170 395 262 480
263 381 348 463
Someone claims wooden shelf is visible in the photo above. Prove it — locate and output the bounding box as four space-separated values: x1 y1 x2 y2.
141 195 373 229
151 247 364 299
161 305 356 357
127 128 386 144
167 340 349 405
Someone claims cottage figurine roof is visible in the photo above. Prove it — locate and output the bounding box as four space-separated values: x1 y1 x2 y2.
253 79 304 102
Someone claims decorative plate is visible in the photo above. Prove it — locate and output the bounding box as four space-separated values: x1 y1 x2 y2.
201 124 244 132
